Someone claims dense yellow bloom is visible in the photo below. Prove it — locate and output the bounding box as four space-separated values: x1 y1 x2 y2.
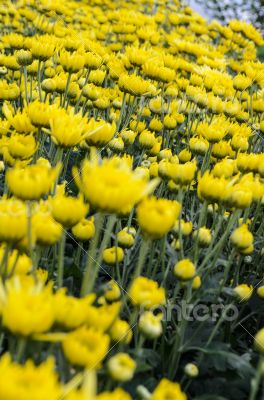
0 276 55 336
0 81 20 100
7 161 61 200
59 50 85 73
0 198 27 243
62 326 110 368
224 183 252 210
8 133 37 160
129 276 165 309
174 259 196 281
27 101 58 128
32 203 63 246
31 36 56 60
152 379 187 400
118 73 153 96
198 171 228 203
0 354 62 400
169 161 197 186
85 302 121 332
74 156 158 214
50 110 91 148
0 246 32 276
137 197 181 239
85 118 116 147
10 110 35 134
54 289 95 329
97 388 132 400
50 192 88 227
230 224 253 250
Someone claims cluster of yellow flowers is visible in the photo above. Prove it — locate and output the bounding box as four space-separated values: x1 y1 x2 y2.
0 0 263 398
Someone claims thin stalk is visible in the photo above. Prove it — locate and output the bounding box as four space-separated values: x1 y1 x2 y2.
57 230 66 288
249 357 263 400
37 60 42 101
133 238 151 279
81 213 104 296
23 66 28 104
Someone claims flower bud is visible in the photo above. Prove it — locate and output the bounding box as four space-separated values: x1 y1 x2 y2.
174 259 196 281
107 353 136 382
117 230 135 248
193 227 212 247
230 224 253 250
16 50 33 66
184 363 199 378
71 218 95 241
103 246 124 265
192 276 201 289
233 284 253 302
257 286 264 299
139 311 163 339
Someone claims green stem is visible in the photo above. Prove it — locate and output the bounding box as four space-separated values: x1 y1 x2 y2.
23 66 28 104
15 337 27 362
250 357 263 400
37 60 42 102
133 238 150 279
63 72 72 108
81 213 104 296
57 230 66 288
27 202 35 272
193 201 208 263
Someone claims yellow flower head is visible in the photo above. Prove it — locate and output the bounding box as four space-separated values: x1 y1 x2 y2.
129 276 165 309
6 161 61 200
32 202 63 246
0 198 27 243
118 73 153 96
8 133 37 160
1 275 55 336
137 196 181 239
197 171 228 203
230 224 254 250
174 258 196 281
85 118 116 147
54 289 95 330
97 388 132 400
152 379 187 400
74 156 159 215
50 109 91 148
10 110 36 134
62 326 110 368
50 191 88 228
0 354 62 400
